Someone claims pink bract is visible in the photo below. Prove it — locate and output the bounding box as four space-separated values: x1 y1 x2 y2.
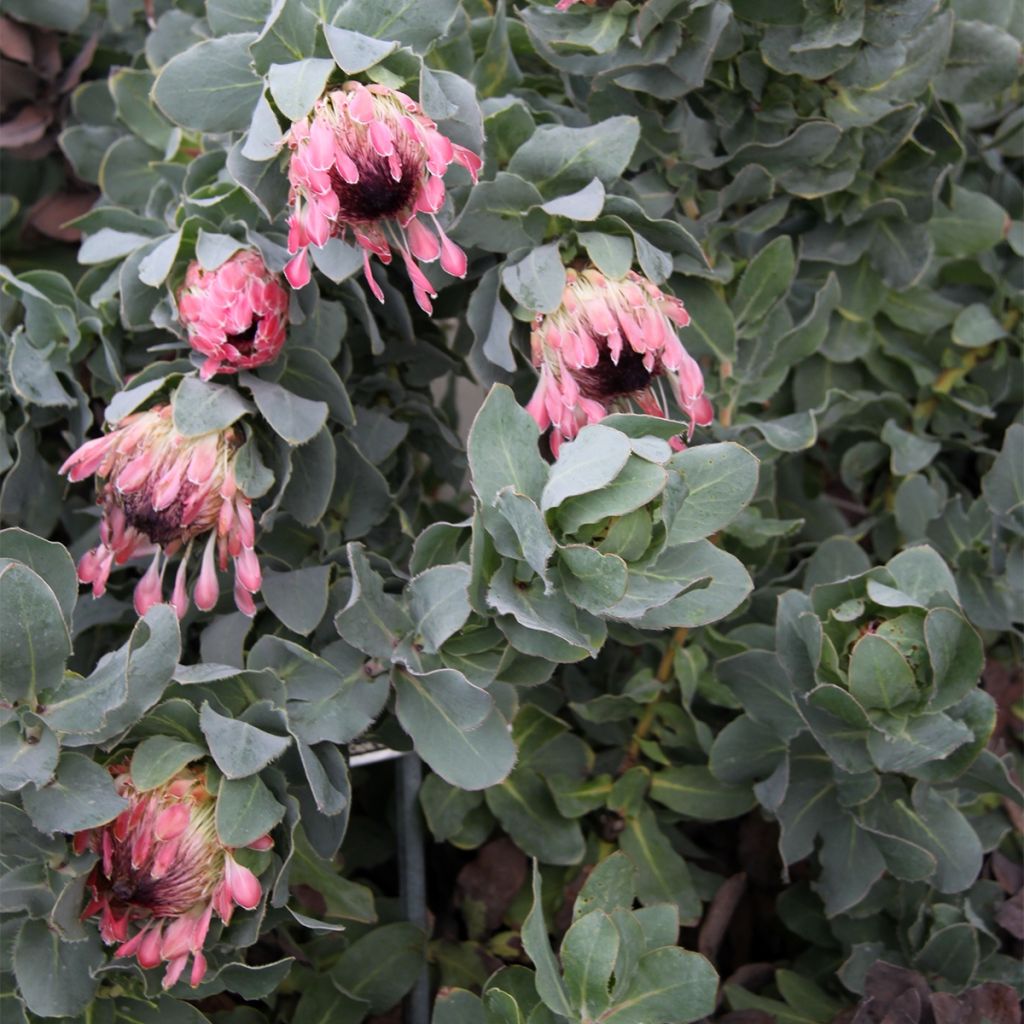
283 81 481 314
59 405 261 618
177 250 289 381
525 266 713 456
76 761 270 991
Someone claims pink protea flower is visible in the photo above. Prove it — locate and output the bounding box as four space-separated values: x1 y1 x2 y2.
59 405 261 618
177 250 289 381
525 266 713 456
75 760 271 990
283 81 482 314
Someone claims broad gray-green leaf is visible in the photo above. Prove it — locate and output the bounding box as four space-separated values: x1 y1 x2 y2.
614 541 753 629
952 303 1006 348
128 735 205 791
602 946 717 1024
334 543 413 658
561 910 619 1019
0 530 77 626
485 767 585 865
262 565 331 635
541 425 632 511
241 372 328 445
323 24 399 73
172 376 252 437
573 851 636 919
650 765 756 821
541 178 606 221
666 443 759 544
884 546 960 607
557 458 668 533
848 633 918 713
200 702 291 779
501 243 566 314
467 265 517 370
913 923 979 990
41 605 180 738
468 385 548 505
392 667 514 790
817 817 887 918
22 752 128 834
267 58 334 121
866 713 971 774
0 717 58 791
508 117 640 195
579 231 635 278
619 806 701 924
982 423 1023 522
521 862 574 1018
153 33 262 133
558 544 629 615
14 920 104 1018
924 607 983 712
408 564 472 654
488 562 605 654
493 488 556 582
881 420 940 476
733 236 795 329
331 922 427 1013
216 772 286 847
0 561 69 703
8 333 75 407
330 0 460 54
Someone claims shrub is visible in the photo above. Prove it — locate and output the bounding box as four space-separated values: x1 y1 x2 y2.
0 0 1020 1021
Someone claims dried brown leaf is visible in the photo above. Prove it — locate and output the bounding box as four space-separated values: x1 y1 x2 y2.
0 104 50 148
699 872 747 963
0 17 33 64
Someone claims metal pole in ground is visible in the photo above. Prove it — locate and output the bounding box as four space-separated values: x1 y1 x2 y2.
396 752 430 1024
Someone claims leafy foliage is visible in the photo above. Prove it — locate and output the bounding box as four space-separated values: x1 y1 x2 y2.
0 0 1020 1021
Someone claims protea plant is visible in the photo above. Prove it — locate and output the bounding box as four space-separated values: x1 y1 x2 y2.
525 265 713 454
282 81 481 313
177 250 289 381
75 759 271 990
59 405 261 617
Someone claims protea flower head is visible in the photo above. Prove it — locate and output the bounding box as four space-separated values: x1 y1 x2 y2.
59 405 261 618
525 266 713 455
75 760 272 990
283 81 482 314
177 250 289 381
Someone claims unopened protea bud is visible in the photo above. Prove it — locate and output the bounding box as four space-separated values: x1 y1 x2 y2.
525 266 713 455
177 250 288 381
283 82 481 314
59 405 261 618
76 760 271 990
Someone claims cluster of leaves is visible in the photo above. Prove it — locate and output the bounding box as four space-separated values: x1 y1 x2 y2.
0 0 1021 1022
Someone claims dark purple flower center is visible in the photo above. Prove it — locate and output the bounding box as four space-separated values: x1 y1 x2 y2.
329 156 418 222
575 344 656 401
121 489 188 546
227 318 260 356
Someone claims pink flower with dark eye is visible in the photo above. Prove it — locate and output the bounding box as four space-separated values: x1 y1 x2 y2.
283 82 481 314
59 405 261 619
525 266 713 456
75 760 271 991
177 250 289 381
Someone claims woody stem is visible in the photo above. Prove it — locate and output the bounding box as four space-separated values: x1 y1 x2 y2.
618 627 689 774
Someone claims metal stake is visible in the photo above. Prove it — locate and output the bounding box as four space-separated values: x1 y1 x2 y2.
396 753 430 1024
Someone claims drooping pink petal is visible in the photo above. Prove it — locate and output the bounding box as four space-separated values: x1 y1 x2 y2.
193 532 219 612
133 551 164 616
224 855 262 910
